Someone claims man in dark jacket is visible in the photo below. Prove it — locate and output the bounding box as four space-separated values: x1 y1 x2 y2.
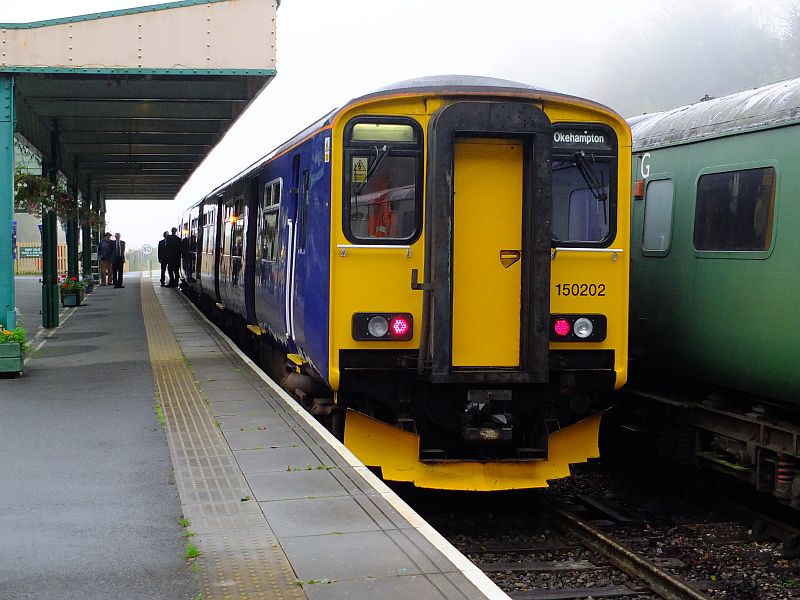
157 231 169 287
97 232 114 286
111 232 126 288
164 227 182 287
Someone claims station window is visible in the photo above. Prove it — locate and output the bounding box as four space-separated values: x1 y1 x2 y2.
694 167 775 251
343 117 423 243
642 179 674 253
259 179 281 262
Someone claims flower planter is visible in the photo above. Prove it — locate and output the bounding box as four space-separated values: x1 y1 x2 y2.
0 342 23 375
61 292 82 307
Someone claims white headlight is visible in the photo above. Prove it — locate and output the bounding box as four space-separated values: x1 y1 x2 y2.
367 315 389 337
573 317 593 339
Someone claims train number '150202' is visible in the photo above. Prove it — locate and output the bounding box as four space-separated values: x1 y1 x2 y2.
555 283 606 297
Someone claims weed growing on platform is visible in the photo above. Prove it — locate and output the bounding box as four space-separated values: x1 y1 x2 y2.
240 495 251 502
191 563 201 574
185 542 200 559
179 517 190 528
155 402 165 427
182 529 196 538
193 592 205 600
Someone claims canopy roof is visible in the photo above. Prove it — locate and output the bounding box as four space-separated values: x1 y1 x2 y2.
2 0 277 200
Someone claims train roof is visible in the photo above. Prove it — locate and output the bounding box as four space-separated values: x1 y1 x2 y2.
631 76 800 152
200 75 620 202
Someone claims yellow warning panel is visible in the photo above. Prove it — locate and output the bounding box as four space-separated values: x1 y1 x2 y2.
452 138 523 367
344 409 602 491
352 157 368 183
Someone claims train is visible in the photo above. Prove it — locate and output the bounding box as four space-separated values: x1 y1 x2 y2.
178 75 631 491
626 77 800 508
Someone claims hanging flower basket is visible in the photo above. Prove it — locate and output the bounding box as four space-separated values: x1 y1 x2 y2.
14 167 74 220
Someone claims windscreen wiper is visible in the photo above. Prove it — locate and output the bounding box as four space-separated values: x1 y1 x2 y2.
354 144 389 195
573 151 608 202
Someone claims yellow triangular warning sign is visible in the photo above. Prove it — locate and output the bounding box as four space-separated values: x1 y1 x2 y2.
353 158 367 183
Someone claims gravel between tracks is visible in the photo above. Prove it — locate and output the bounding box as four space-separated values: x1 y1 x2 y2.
402 461 800 599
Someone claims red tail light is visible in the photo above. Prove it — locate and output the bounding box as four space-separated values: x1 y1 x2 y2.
389 316 411 338
554 319 571 337
352 313 413 341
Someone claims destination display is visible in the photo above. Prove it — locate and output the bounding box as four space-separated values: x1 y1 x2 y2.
552 128 613 151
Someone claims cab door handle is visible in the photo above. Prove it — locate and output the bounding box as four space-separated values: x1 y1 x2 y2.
499 250 521 268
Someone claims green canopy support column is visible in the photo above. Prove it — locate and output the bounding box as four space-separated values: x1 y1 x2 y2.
81 181 92 285
0 74 15 330
42 125 60 329
66 179 79 279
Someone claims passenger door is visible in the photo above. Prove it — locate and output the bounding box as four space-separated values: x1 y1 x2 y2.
452 138 523 367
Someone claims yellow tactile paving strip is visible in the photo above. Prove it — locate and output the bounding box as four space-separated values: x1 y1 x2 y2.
141 278 305 600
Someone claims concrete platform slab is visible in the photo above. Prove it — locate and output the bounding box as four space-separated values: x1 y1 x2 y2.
233 446 322 473
143 276 508 600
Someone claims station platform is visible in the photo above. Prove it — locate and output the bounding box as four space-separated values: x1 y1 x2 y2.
0 274 505 600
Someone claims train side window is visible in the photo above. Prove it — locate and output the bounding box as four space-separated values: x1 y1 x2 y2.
298 170 310 252
230 197 245 258
259 180 280 262
343 117 423 244
694 167 776 251
642 179 674 253
205 208 215 254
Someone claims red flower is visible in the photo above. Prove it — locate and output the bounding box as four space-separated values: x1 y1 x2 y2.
62 284 67 289
70 277 77 281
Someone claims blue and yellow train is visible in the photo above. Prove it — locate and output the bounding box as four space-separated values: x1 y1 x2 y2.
179 76 631 491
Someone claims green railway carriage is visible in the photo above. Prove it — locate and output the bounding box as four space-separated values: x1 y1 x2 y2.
627 78 800 507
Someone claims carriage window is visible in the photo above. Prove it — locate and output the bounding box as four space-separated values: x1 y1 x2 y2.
642 179 674 252
298 171 310 252
204 208 216 254
344 118 422 243
694 167 775 251
230 199 245 258
259 180 280 261
552 157 612 243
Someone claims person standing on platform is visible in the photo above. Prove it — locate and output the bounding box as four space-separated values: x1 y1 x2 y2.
157 231 169 287
112 232 126 289
97 232 114 286
165 227 182 287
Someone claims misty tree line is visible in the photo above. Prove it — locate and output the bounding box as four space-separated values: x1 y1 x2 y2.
586 1 800 117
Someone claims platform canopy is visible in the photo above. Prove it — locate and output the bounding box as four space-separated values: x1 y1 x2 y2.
2 0 277 200
0 0 278 331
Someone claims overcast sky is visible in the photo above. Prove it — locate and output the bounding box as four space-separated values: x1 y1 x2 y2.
1 0 796 248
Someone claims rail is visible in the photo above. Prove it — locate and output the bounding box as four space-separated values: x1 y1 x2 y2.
544 501 711 600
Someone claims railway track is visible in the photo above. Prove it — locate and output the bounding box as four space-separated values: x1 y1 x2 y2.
403 461 800 599
542 499 708 600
